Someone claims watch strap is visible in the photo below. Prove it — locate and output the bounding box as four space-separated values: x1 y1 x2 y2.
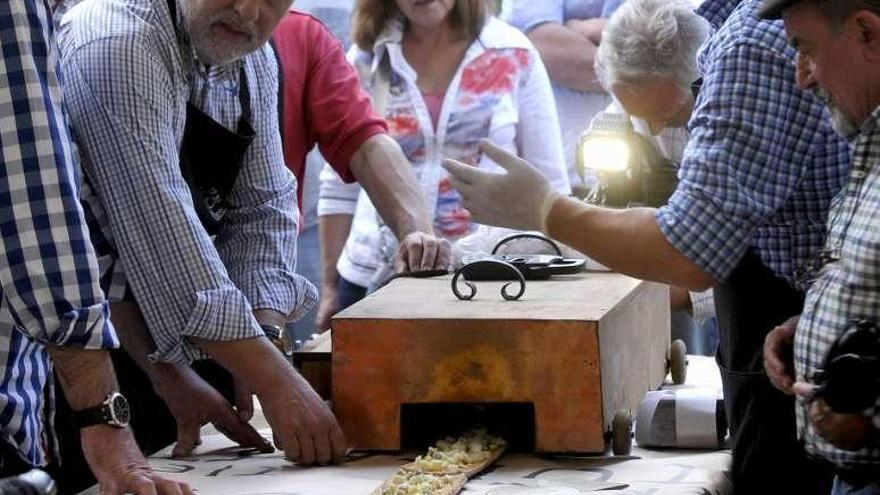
71 392 129 429
259 323 282 340
72 407 109 429
260 324 292 357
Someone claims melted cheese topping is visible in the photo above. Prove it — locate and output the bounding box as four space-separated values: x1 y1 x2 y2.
412 429 506 473
379 471 460 495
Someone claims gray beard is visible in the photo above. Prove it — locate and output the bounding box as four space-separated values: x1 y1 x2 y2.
180 2 257 66
817 88 859 137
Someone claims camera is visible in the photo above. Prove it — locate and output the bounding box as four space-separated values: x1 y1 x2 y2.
812 320 880 414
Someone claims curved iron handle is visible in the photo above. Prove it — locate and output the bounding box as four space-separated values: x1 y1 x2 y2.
451 259 526 301
451 276 477 300
491 232 562 256
500 280 526 301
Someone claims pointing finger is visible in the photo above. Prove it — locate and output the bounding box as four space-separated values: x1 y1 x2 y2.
442 158 491 185
478 139 530 172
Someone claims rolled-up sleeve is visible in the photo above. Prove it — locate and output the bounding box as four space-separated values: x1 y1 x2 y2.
656 43 825 282
60 36 263 363
506 0 565 33
305 21 387 181
316 44 371 218
0 1 115 351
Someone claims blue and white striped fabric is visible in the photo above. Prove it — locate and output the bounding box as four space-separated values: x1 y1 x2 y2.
0 0 118 467
795 106 880 472
656 0 851 286
57 0 317 364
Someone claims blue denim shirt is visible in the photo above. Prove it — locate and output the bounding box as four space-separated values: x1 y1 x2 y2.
506 0 623 34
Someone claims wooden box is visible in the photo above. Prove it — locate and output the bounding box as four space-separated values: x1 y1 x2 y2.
331 273 670 453
292 332 332 400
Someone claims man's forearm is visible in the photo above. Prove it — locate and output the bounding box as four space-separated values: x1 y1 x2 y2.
528 23 604 93
48 347 118 410
192 337 296 393
110 301 192 390
349 134 434 239
546 197 716 290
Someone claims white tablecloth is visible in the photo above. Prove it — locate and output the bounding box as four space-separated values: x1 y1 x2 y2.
80 356 731 495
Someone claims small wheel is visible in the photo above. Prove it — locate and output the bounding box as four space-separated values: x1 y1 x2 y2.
669 339 688 385
611 409 633 456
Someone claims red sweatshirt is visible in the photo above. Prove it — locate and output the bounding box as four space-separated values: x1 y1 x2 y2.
272 11 388 209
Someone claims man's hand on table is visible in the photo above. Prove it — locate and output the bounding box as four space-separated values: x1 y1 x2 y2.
793 383 875 451
259 368 346 465
150 362 272 458
394 232 452 273
82 424 193 495
764 314 799 394
194 336 346 466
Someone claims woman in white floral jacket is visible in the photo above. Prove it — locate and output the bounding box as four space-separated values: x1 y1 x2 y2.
316 0 570 326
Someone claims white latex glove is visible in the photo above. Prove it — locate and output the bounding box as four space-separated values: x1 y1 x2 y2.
442 139 562 233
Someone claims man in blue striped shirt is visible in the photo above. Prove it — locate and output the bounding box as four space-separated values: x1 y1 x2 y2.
444 0 851 492
0 1 190 493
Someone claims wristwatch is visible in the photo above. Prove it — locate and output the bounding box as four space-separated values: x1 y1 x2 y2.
260 323 293 358
72 392 131 429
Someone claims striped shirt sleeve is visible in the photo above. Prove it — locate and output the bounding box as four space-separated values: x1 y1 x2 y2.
656 41 831 282
0 0 115 350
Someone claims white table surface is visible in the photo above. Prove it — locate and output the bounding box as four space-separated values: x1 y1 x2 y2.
80 356 730 495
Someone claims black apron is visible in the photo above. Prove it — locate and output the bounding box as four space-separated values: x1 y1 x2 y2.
715 250 832 494
179 70 255 234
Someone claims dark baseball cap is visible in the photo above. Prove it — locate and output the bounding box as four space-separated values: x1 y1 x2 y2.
758 0 806 19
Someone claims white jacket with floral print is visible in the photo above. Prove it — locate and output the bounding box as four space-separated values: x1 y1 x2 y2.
319 16 570 288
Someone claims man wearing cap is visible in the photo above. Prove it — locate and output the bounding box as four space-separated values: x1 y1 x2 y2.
759 0 880 492
443 0 851 492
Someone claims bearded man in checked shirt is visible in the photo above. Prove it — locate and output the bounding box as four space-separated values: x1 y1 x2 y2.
54 0 358 470
760 0 880 492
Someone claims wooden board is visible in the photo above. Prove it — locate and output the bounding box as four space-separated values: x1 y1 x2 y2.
334 273 643 322
301 330 332 353
293 331 332 399
402 445 506 477
597 281 670 434
332 273 669 454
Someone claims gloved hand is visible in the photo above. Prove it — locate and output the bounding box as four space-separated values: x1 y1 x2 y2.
442 140 562 233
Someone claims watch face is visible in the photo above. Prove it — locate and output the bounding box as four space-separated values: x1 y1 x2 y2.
110 393 131 427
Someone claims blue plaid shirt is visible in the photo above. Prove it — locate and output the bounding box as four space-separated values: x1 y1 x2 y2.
656 0 850 286
58 0 317 363
0 0 117 466
795 106 880 472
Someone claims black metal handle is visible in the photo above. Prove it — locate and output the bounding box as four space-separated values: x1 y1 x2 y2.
451 259 526 301
491 232 562 256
